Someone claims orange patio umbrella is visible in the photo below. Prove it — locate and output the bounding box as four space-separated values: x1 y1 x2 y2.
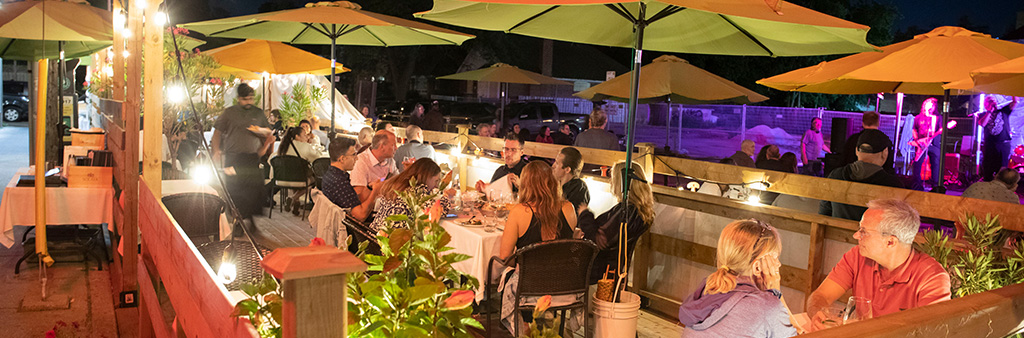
757 27 1024 95
575 55 767 104
757 26 1024 187
203 39 349 76
944 56 1024 96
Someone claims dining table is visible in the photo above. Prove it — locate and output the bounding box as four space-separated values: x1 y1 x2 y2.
439 214 504 301
0 168 114 248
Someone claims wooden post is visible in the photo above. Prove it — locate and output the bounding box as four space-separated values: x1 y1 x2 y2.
456 124 470 192
806 222 825 296
636 142 655 182
261 246 367 338
112 3 126 102
142 0 164 197
120 0 144 303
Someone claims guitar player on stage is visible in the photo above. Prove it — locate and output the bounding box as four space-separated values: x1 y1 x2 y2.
911 98 943 190
979 96 1018 181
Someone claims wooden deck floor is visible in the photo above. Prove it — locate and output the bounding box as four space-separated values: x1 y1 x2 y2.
242 207 683 337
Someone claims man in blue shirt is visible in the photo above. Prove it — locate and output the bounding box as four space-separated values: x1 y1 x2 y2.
322 137 379 221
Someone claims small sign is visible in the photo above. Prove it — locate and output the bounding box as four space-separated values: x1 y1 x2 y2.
606 71 616 81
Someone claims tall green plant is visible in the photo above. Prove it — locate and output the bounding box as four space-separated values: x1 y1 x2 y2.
278 83 326 128
230 272 283 338
347 179 482 337
922 214 1024 299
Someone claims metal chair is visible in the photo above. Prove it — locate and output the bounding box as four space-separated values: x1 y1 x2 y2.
486 239 598 338
161 192 225 246
310 157 332 190
196 239 272 291
269 155 312 219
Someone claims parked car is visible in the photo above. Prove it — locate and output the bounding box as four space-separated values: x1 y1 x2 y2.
376 100 498 132
3 92 29 122
501 101 585 136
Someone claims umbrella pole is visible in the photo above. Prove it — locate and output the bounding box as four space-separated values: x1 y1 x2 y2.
500 82 506 129
936 89 950 191
329 25 337 138
616 2 646 303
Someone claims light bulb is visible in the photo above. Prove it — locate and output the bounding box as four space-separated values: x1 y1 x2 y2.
154 12 168 26
217 262 236 284
121 28 132 38
167 85 186 103
192 164 212 185
122 50 131 58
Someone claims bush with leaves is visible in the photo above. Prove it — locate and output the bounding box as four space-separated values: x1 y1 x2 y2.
278 83 326 128
520 295 563 338
922 213 1024 298
230 272 283 338
346 179 482 337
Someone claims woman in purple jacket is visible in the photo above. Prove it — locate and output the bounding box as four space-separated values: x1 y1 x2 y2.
678 219 799 337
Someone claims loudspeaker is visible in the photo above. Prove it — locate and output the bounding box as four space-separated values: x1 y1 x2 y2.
830 117 854 151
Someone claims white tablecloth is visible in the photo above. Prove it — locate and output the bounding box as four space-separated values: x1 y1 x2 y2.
161 180 232 241
439 216 503 301
0 170 114 248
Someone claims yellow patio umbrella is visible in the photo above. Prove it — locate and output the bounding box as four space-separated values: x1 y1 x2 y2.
945 56 1024 96
417 0 875 304
181 1 475 134
575 55 767 104
438 63 570 125
758 27 1024 95
0 0 113 283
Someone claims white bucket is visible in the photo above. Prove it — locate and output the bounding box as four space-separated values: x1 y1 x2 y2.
592 291 641 338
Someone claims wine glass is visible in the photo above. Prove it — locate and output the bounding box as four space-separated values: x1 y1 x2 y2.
842 296 872 324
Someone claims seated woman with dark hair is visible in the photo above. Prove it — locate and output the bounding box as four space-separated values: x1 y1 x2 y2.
577 161 655 284
368 158 456 233
498 161 580 333
274 127 322 214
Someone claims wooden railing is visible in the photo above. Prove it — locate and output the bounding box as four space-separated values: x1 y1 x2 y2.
399 125 1024 337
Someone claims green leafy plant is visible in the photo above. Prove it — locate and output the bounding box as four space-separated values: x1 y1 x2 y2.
521 295 563 338
230 272 283 338
922 213 1024 300
346 178 482 337
278 83 326 128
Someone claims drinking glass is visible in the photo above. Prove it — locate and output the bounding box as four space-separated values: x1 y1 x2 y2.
842 296 872 324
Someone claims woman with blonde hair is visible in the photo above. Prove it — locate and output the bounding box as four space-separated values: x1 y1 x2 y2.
578 161 655 284
678 219 798 337
498 161 580 333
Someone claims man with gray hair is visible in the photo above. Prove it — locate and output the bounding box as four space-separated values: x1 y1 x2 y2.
727 139 756 168
393 125 435 172
806 199 950 329
962 167 1021 204
351 130 399 201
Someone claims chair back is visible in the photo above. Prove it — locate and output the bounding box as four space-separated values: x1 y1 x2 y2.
311 157 332 188
343 216 381 256
162 192 225 244
270 155 311 183
513 239 598 297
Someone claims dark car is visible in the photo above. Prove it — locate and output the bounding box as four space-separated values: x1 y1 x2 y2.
3 92 29 122
502 101 585 136
376 100 498 131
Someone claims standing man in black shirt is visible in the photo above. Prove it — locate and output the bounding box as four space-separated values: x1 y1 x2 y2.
212 84 274 227
552 147 590 213
475 134 529 193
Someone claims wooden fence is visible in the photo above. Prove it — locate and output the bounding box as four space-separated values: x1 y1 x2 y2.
404 125 1024 337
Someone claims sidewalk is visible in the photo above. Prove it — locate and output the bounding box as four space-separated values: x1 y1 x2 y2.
0 227 120 337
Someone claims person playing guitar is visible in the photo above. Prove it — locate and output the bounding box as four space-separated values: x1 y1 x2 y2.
978 96 1018 181
911 98 942 188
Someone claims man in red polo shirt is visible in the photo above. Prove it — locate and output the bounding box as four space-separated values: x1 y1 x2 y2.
806 199 950 329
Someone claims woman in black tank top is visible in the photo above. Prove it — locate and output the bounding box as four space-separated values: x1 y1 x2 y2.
497 161 578 260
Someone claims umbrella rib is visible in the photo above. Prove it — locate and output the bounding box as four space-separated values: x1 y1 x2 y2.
291 23 318 43
646 6 685 25
0 39 15 57
335 25 366 40
508 6 560 32
718 15 775 57
401 25 458 46
361 27 388 47
605 4 638 23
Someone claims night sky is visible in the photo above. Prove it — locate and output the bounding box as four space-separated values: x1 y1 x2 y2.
892 0 1024 36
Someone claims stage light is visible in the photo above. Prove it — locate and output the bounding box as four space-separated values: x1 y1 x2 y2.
947 120 957 129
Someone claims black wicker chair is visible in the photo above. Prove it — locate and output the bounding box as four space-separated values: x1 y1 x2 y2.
310 157 332 190
485 239 598 338
269 155 312 219
162 192 225 246
343 215 381 256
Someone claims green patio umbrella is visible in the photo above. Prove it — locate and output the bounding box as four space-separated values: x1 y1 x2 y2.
181 1 474 134
438 63 570 127
417 0 875 302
